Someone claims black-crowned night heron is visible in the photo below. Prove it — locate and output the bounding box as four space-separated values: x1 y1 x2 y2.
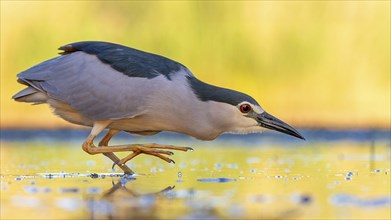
13 41 304 174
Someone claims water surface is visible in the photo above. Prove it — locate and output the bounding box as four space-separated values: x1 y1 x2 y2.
1 129 390 219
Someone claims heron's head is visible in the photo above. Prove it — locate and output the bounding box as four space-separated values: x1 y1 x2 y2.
218 100 305 140
187 77 305 140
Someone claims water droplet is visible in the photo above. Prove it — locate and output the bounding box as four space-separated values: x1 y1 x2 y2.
197 178 236 183
24 186 38 193
87 187 101 194
59 188 80 193
214 163 223 169
86 160 96 167
227 164 238 169
178 172 182 178
90 173 99 179
300 195 312 204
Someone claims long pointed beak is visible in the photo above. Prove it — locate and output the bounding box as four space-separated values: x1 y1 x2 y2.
256 112 305 140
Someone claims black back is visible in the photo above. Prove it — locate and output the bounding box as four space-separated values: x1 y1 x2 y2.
59 41 184 80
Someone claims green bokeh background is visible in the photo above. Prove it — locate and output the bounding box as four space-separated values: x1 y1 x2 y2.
1 1 390 128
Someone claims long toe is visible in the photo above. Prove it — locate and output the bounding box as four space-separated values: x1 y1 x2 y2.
147 144 194 152
117 144 191 166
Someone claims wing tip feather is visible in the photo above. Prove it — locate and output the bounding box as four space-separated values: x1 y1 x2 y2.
58 44 77 55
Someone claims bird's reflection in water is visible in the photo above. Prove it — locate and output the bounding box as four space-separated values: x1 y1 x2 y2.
86 174 301 219
87 175 221 219
87 175 175 220
102 175 174 197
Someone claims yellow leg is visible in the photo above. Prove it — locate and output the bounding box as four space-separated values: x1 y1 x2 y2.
83 136 191 163
82 121 192 174
98 129 134 175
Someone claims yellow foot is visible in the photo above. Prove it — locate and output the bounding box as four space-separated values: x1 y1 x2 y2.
113 144 193 169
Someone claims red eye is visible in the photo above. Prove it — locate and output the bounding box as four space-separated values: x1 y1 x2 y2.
239 104 252 113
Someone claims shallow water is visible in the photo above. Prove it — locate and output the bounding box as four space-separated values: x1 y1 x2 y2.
1 129 390 219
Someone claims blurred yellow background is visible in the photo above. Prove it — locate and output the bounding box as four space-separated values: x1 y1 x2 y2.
1 1 390 129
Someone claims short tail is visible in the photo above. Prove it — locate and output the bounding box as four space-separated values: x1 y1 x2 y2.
13 87 48 104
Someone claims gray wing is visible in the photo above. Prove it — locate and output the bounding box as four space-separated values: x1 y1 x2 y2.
17 52 157 120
